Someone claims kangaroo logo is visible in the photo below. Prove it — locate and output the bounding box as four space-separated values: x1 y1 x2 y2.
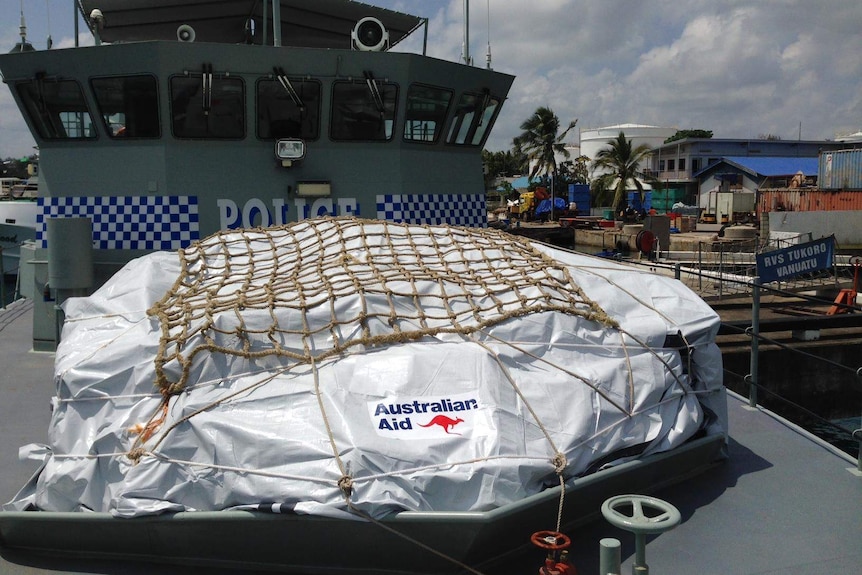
419 415 464 435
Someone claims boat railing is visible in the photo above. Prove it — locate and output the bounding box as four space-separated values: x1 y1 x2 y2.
722 279 862 473
0 245 4 308
629 254 861 469
563 244 861 469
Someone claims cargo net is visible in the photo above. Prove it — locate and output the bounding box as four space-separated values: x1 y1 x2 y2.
147 217 615 397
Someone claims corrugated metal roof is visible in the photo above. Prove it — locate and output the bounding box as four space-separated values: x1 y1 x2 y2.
504 176 541 190
759 189 862 212
719 156 820 177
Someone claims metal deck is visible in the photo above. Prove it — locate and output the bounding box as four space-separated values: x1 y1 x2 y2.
0 299 859 574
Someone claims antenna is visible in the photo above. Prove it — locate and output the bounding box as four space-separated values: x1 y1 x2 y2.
18 0 27 44
485 0 492 69
461 0 472 66
45 0 53 49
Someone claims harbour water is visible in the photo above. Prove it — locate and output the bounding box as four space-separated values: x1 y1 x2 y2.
818 416 862 456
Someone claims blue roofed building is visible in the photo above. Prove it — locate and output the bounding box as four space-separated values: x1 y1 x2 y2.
699 156 821 186
643 137 859 206
693 156 820 223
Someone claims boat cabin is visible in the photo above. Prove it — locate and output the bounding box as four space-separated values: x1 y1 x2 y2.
0 0 514 349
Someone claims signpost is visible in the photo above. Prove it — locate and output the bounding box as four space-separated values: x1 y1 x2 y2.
755 236 835 284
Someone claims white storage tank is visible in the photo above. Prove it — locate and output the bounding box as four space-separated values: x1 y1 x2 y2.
580 124 677 162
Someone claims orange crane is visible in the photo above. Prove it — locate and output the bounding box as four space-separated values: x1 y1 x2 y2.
827 256 861 315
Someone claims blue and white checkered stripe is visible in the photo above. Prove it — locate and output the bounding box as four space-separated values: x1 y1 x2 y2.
37 196 200 250
376 193 486 227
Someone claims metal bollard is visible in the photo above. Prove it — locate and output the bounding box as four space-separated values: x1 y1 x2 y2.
599 537 621 575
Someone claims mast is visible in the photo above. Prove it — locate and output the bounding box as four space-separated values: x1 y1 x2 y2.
272 0 281 47
74 0 79 47
485 0 492 69
462 0 471 66
18 1 26 45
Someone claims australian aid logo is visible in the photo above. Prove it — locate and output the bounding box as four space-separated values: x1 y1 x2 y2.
368 392 482 439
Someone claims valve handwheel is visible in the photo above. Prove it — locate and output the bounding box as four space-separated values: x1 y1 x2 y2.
601 494 681 535
530 530 571 550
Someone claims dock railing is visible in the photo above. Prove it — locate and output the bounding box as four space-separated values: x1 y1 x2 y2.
658 234 857 300
0 245 5 308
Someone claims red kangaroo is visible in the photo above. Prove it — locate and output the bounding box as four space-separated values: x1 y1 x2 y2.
419 415 464 434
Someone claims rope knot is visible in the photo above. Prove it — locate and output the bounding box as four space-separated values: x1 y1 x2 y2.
552 453 567 474
127 447 146 463
337 475 354 497
165 383 184 396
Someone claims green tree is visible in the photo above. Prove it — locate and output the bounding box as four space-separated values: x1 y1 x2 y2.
664 129 713 144
482 149 528 189
590 132 656 217
571 155 590 185
513 107 577 219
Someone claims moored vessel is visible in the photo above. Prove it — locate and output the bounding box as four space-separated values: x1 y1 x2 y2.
1 2 728 573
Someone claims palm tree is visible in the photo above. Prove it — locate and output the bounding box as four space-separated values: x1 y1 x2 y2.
513 107 578 220
590 132 656 219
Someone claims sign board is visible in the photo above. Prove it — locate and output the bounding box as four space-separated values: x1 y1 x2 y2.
756 236 834 284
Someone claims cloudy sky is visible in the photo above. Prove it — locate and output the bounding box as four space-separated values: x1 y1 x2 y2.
1 0 860 158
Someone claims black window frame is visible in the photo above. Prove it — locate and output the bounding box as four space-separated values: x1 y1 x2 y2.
256 76 322 141
15 77 98 141
169 73 246 140
445 91 502 147
329 78 399 142
90 74 161 139
402 83 454 144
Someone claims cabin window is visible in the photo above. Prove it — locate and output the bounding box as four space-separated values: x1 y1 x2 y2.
446 92 501 146
330 79 398 141
170 75 245 139
257 77 321 140
15 79 96 140
91 75 160 138
403 84 453 143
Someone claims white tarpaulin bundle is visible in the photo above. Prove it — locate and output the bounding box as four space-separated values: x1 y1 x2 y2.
7 217 725 519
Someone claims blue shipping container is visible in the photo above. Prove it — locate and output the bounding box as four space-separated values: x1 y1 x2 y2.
819 149 862 190
627 191 652 212
567 184 591 207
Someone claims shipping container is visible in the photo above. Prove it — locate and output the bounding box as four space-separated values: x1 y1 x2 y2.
567 184 591 209
651 188 685 203
627 191 652 212
758 189 862 213
819 149 862 190
651 199 673 213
